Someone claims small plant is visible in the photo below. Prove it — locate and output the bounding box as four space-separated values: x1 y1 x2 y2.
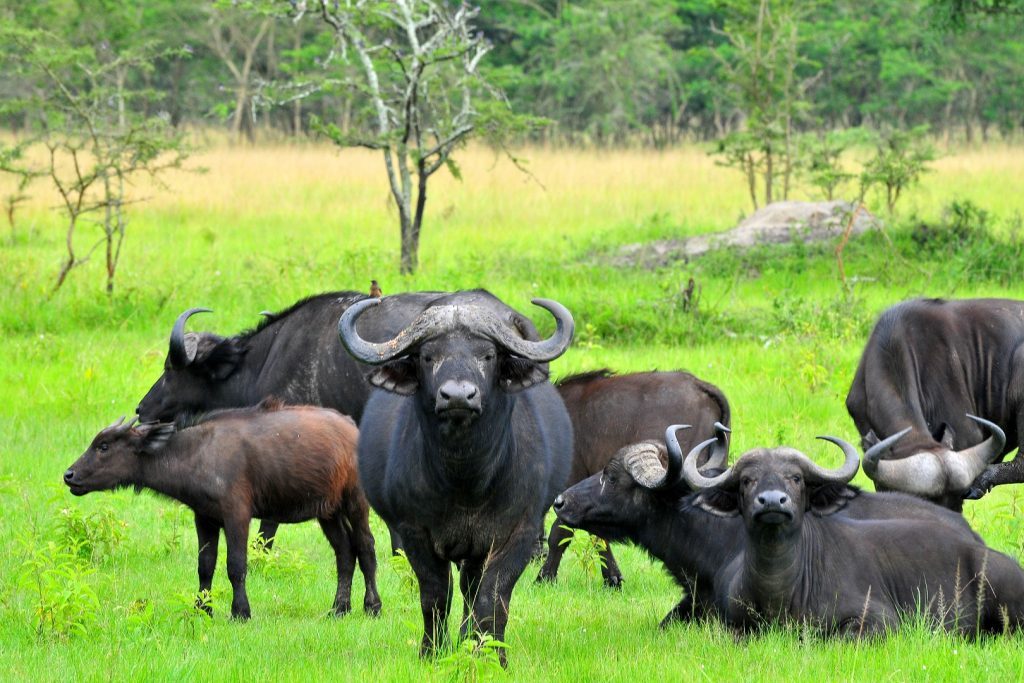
55 505 127 563
862 126 936 215
158 504 189 556
558 525 607 580
436 631 509 682
172 588 216 638
248 532 309 577
18 539 100 640
389 548 420 599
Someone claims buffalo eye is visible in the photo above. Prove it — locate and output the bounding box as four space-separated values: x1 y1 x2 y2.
483 352 495 361
790 475 802 484
422 354 434 364
741 476 753 488
99 442 109 452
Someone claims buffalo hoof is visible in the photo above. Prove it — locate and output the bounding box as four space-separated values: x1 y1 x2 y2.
230 609 251 621
963 486 988 500
603 575 624 590
333 601 352 617
535 570 556 584
364 600 382 617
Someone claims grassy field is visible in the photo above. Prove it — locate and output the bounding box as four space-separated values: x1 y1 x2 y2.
3 141 1024 680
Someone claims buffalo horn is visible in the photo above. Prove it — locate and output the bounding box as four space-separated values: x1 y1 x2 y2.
707 421 731 471
624 441 675 489
945 414 1006 483
626 424 690 490
861 427 913 478
103 415 127 432
480 299 575 362
682 437 738 490
338 297 575 364
169 307 212 369
804 436 862 484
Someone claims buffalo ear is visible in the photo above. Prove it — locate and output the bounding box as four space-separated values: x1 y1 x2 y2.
137 423 176 455
499 356 548 393
861 429 880 451
693 488 741 518
197 337 244 381
368 359 419 395
808 482 858 516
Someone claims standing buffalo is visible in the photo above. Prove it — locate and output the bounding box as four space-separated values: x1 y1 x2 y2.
135 289 542 550
64 399 381 619
682 432 1024 635
846 298 1024 510
338 291 573 664
554 425 980 627
537 369 729 588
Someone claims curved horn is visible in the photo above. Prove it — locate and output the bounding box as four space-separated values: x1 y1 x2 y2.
169 307 212 369
482 298 575 362
623 441 673 490
805 436 862 484
707 422 731 471
639 424 689 490
943 414 1006 486
861 427 913 478
103 415 127 432
258 310 273 318
682 437 738 490
338 298 462 364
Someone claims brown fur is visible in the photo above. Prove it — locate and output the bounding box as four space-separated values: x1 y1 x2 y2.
64 401 381 620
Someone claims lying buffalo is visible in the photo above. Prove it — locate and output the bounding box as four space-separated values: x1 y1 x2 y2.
339 291 573 665
682 431 1024 635
135 290 544 550
846 297 1024 510
64 399 381 619
555 425 981 627
537 369 729 588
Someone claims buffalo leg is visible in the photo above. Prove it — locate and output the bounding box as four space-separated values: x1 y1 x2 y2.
345 496 382 615
969 452 1024 497
194 514 220 616
535 521 572 583
599 540 623 589
469 524 537 667
257 520 280 549
402 533 453 656
458 559 484 640
318 516 355 616
222 512 252 620
660 594 694 628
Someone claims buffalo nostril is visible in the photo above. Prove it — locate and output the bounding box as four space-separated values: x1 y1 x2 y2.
779 495 788 504
757 495 766 505
553 495 564 510
63 469 74 483
466 386 477 399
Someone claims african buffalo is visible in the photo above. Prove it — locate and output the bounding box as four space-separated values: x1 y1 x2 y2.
64 399 381 619
682 431 1024 635
135 290 544 550
537 369 730 588
338 291 574 664
846 297 1024 510
554 425 981 627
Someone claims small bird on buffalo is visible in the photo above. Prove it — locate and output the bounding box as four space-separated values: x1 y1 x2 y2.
369 280 383 298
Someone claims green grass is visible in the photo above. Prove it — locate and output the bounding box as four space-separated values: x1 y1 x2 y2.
4 143 1024 680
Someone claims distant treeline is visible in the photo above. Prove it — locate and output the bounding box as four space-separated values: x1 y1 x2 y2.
2 0 1022 146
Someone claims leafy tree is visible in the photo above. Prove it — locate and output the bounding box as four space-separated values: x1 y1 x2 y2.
305 0 541 274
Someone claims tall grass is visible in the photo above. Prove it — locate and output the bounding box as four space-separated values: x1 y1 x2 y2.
3 142 1024 680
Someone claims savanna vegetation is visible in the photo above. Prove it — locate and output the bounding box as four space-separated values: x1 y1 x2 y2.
3 142 1024 680
4 0 1024 680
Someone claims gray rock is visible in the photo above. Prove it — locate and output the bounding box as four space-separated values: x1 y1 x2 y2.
612 200 881 268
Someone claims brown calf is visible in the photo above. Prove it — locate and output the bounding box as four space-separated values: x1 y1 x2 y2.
64 398 381 619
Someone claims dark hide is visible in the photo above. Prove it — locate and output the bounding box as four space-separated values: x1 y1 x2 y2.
702 448 1024 635
347 291 572 665
64 400 381 619
555 443 979 628
136 289 542 550
537 369 730 587
846 297 1024 509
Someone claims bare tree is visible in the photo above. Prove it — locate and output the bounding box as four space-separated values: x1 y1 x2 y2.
307 0 498 274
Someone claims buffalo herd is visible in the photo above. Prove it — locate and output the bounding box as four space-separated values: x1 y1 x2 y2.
65 291 1024 662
